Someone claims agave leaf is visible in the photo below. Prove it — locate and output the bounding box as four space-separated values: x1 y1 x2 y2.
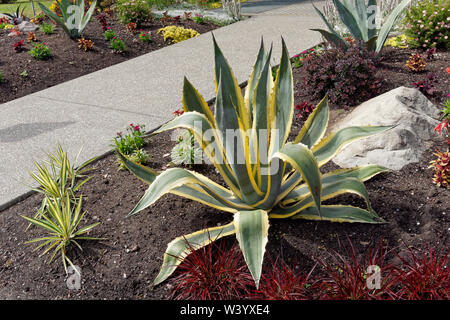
312 125 393 167
245 38 268 117
79 0 97 35
216 73 264 204
291 205 383 224
281 164 388 206
273 143 321 213
268 38 294 158
117 152 159 184
127 168 252 217
182 77 215 125
212 35 250 131
234 209 269 289
294 95 330 148
38 3 71 36
332 0 365 40
153 222 236 286
272 177 374 219
311 2 349 48
376 0 411 53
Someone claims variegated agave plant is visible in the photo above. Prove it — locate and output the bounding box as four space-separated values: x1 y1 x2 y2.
119 36 390 288
312 0 411 54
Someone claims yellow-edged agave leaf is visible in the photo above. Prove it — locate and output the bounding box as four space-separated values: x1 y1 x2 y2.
182 77 215 125
215 73 264 205
271 177 374 218
152 111 240 196
310 2 348 49
245 38 268 117
234 210 269 289
294 95 329 148
252 45 274 193
212 35 250 131
332 0 365 40
291 205 384 224
273 143 321 213
268 38 294 158
128 168 253 217
281 164 388 206
118 152 158 184
153 222 236 286
312 126 393 167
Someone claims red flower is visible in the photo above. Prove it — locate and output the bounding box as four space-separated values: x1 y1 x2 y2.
447 67 450 74
173 108 184 116
434 121 448 135
134 125 140 131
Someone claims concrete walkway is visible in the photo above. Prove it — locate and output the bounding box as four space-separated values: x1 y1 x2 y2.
0 1 325 209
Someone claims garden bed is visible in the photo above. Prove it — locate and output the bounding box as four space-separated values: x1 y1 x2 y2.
0 46 448 300
0 14 220 104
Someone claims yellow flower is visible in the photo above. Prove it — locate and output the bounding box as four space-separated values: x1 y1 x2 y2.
3 24 14 30
157 26 200 43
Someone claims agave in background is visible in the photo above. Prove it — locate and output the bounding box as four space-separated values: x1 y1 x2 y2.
119 36 391 288
312 0 411 53
38 0 97 39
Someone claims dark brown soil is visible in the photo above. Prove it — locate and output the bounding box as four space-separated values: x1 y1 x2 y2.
0 46 448 300
0 14 219 104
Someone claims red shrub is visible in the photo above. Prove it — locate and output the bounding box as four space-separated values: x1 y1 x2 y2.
391 244 449 300
294 101 315 121
317 238 396 300
167 240 255 300
252 257 317 300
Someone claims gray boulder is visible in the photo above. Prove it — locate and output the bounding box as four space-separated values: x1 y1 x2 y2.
17 21 39 32
332 86 440 171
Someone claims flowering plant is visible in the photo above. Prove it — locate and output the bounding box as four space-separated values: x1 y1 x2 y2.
113 123 149 170
110 36 127 52
29 43 53 60
157 25 199 43
403 0 450 50
292 46 323 69
104 27 116 41
138 30 151 43
12 39 25 52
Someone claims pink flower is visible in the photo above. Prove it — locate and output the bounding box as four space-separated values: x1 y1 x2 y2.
134 125 140 131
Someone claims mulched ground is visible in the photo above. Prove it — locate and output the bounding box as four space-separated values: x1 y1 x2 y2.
0 14 219 104
0 46 448 300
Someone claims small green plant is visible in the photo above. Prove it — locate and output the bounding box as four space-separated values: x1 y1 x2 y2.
0 70 4 83
171 129 203 167
104 27 115 41
113 123 148 169
109 36 127 52
20 70 28 77
40 22 55 35
29 42 53 60
22 193 101 273
192 14 206 24
403 0 450 50
115 0 153 26
138 30 151 43
38 0 97 39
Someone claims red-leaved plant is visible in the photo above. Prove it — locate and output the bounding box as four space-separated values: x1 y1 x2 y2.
294 101 316 121
167 239 255 300
317 238 397 300
391 244 449 300
252 257 317 300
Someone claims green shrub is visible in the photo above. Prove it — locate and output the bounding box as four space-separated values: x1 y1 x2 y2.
403 0 450 50
114 0 153 26
40 22 55 34
113 123 148 169
109 36 127 52
104 27 116 40
29 42 53 60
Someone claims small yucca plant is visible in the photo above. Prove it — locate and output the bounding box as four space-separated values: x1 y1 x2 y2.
429 150 449 188
22 194 101 273
405 53 426 72
120 36 391 288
